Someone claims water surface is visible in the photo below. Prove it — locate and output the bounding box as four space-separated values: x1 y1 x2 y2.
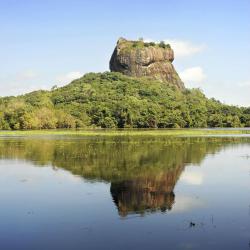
0 136 250 249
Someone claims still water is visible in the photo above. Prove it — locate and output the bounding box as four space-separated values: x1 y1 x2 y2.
0 136 250 250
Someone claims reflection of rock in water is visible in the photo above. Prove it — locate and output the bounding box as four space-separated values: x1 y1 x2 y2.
1 137 248 216
110 165 184 217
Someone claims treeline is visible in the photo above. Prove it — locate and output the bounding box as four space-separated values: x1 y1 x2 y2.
0 72 250 129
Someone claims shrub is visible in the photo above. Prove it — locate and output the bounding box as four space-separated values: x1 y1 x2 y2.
159 41 166 48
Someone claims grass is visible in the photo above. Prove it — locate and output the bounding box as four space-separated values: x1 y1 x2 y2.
0 128 250 137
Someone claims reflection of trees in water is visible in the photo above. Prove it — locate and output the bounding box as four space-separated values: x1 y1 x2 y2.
0 136 249 216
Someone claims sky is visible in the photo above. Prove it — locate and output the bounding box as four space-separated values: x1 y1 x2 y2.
0 0 249 106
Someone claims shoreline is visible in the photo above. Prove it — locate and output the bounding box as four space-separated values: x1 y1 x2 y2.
0 128 250 137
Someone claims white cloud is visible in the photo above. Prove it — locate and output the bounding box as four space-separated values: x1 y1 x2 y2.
172 195 204 213
56 71 83 86
164 39 205 57
0 70 84 97
0 70 42 96
238 80 250 87
180 171 203 185
144 39 205 57
18 70 38 80
179 66 206 87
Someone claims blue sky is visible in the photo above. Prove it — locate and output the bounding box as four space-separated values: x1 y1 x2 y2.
0 0 249 106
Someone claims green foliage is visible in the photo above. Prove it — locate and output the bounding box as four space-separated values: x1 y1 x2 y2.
159 41 171 49
122 39 171 50
1 137 248 182
159 41 166 48
0 72 249 130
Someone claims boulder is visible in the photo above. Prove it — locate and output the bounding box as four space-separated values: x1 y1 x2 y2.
110 38 185 90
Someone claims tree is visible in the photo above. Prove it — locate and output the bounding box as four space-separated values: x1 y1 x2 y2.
159 41 166 48
0 72 248 130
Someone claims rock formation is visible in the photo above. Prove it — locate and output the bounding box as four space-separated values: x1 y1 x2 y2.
109 38 185 90
110 164 184 217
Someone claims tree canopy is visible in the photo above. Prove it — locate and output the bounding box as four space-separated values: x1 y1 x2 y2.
0 72 249 129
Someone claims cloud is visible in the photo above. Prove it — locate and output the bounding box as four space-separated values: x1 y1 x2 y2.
0 70 42 97
56 71 83 86
17 70 38 80
238 80 250 87
144 39 205 57
164 39 205 57
172 195 204 213
0 70 84 97
179 66 206 87
180 171 203 185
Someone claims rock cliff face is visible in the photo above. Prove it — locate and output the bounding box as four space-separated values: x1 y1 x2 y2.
109 38 185 90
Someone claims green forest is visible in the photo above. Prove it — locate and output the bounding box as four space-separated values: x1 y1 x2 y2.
0 71 249 130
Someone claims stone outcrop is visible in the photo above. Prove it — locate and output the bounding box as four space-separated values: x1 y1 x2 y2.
109 38 185 90
110 164 184 217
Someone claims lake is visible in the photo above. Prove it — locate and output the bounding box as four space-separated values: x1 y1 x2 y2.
0 135 250 249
